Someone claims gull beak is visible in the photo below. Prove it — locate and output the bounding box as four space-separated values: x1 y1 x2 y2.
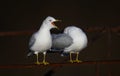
52 20 61 29
55 19 61 22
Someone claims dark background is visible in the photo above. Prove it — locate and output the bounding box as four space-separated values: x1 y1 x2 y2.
0 0 120 76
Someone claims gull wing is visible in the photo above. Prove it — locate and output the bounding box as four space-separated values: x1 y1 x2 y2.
51 34 73 50
29 33 37 48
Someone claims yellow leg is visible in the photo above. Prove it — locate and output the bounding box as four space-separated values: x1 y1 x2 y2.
74 52 82 63
42 53 49 65
36 53 41 65
69 52 73 63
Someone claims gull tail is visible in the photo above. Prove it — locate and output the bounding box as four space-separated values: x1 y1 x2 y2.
51 48 63 52
27 51 34 56
48 48 69 56
47 48 63 53
60 52 69 56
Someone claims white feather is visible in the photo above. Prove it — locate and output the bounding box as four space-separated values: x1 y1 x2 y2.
29 16 58 54
63 26 88 53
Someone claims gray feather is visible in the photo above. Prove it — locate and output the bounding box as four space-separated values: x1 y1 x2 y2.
27 51 34 56
52 34 73 49
29 33 36 48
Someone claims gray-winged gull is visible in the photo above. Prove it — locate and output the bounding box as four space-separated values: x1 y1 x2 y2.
28 16 60 65
51 26 88 63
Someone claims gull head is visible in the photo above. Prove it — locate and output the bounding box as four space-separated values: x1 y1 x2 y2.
43 16 61 29
64 26 84 36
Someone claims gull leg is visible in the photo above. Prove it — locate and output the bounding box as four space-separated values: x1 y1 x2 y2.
74 52 82 63
35 53 41 65
42 52 49 65
69 52 73 63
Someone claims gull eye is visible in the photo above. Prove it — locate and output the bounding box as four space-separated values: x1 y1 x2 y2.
49 20 52 22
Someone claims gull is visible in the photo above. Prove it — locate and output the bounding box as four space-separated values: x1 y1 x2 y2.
51 26 88 63
28 16 60 65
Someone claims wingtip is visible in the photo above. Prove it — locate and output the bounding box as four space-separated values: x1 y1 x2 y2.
27 52 34 57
